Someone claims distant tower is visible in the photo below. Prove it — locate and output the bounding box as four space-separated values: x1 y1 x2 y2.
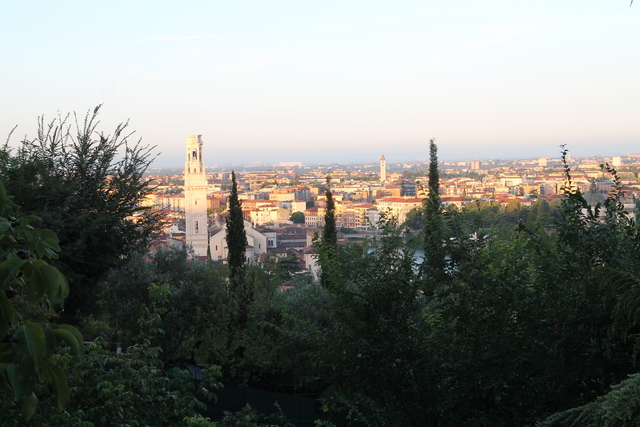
380 154 387 182
612 156 623 167
184 135 209 257
471 160 481 170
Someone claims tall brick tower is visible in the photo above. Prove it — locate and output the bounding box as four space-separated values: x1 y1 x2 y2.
380 154 387 183
184 135 209 257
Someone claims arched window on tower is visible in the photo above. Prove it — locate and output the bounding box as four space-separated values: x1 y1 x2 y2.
195 221 199 232
192 149 198 160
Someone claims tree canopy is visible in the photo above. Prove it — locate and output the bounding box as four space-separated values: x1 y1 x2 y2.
289 211 304 224
0 106 160 321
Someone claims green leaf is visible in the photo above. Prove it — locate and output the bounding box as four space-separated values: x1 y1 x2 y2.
0 342 13 364
0 257 26 291
41 265 67 307
0 217 11 233
0 290 15 329
40 229 61 252
0 179 6 215
39 228 58 241
43 326 56 357
7 356 35 401
26 262 47 305
52 327 82 355
20 392 38 421
58 324 83 347
21 323 45 368
35 241 45 258
43 360 70 410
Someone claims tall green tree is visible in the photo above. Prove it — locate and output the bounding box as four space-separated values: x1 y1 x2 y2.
323 193 337 249
225 171 251 334
226 171 247 283
1 106 160 321
320 177 338 288
421 138 447 284
427 137 439 197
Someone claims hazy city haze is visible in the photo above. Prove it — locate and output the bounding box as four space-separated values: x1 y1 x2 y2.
1 1 638 167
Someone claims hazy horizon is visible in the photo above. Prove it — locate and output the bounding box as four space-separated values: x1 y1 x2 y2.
146 146 639 172
2 1 638 169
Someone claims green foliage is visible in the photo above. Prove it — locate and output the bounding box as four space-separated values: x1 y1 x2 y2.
338 227 357 234
1 284 223 426
276 254 302 282
416 197 561 232
537 373 640 426
225 171 254 348
305 146 640 426
94 247 290 388
1 106 160 321
184 415 219 426
427 137 439 196
318 184 338 289
404 206 424 230
93 248 217 361
217 403 296 427
0 180 83 421
289 211 304 224
279 280 334 394
421 138 447 286
323 191 337 248
308 213 435 425
226 171 247 283
526 198 554 228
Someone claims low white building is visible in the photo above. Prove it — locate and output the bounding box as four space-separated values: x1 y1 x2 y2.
209 219 269 262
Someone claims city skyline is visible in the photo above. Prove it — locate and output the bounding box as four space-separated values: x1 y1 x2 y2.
1 1 638 168
147 151 639 173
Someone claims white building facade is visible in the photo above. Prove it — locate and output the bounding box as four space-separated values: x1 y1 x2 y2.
209 219 268 262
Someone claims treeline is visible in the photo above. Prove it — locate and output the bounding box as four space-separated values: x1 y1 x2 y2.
2 110 640 426
405 197 563 231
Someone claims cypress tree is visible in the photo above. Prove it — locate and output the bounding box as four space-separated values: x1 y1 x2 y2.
323 189 338 248
226 171 247 284
421 138 447 282
320 176 338 287
225 171 251 360
428 137 440 198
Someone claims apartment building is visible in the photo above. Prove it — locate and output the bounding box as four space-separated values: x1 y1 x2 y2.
335 203 379 230
376 197 423 224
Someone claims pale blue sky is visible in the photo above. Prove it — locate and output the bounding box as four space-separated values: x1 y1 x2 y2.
1 1 638 167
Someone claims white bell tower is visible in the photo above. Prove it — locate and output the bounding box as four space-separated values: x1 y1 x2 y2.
184 135 209 257
380 154 387 183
